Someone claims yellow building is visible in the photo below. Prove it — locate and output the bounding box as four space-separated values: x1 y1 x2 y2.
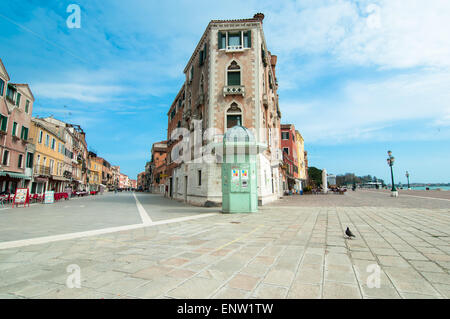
295 130 307 183
30 118 67 193
88 152 102 191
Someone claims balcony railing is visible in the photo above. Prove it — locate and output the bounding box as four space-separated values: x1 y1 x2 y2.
34 165 51 176
226 45 243 51
223 85 245 97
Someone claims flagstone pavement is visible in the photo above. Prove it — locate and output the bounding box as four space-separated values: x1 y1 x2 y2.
0 190 449 299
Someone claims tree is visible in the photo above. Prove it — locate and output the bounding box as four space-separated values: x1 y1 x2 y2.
308 167 323 187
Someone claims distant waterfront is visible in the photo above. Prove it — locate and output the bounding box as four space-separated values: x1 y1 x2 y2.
410 186 450 191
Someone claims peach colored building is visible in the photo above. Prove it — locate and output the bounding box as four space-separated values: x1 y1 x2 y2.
0 58 34 194
166 13 283 206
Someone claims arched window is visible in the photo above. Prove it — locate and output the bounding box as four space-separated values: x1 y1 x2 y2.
227 61 241 86
226 102 242 129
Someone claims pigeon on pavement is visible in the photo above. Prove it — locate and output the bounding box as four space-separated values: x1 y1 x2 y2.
345 227 356 239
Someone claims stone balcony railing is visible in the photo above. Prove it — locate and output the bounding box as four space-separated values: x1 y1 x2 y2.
223 85 245 97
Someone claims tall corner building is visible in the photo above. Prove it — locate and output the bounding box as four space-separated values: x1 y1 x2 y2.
166 13 283 206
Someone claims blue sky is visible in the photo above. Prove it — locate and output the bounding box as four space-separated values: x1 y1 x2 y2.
0 0 449 183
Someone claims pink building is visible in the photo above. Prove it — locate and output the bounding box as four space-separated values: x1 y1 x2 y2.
0 58 34 194
119 173 129 189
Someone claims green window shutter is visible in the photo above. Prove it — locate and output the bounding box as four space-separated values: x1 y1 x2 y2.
218 31 223 49
1 115 7 131
204 42 207 58
16 93 21 106
25 128 28 140
25 100 29 113
227 72 241 86
0 79 4 96
12 122 17 136
244 30 252 48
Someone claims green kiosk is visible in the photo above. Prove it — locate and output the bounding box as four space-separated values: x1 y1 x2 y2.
222 126 258 213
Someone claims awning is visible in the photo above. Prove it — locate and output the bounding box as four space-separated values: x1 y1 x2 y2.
0 171 32 180
50 176 70 182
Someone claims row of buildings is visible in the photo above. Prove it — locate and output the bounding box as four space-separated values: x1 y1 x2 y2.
0 58 135 195
137 14 308 205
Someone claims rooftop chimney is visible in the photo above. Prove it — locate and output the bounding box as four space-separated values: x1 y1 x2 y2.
253 13 265 22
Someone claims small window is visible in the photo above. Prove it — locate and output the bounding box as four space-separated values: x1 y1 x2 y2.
2 150 9 166
25 100 30 113
227 61 241 86
283 147 289 155
18 154 23 168
0 79 4 96
198 170 202 186
20 126 29 140
51 138 55 150
282 132 289 140
39 130 43 143
227 72 240 86
12 122 17 136
0 115 7 132
26 152 33 168
227 115 242 128
16 92 21 106
228 32 241 48
45 134 49 146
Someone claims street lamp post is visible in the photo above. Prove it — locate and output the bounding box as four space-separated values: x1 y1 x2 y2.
406 171 411 190
387 151 398 197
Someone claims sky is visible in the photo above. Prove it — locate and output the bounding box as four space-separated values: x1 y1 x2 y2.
0 0 449 183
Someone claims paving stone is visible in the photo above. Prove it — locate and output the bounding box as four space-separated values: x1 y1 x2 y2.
420 272 450 285
166 277 223 299
128 276 182 298
213 287 249 299
398 251 428 261
263 268 295 287
384 267 441 296
227 274 260 291
400 292 443 299
287 283 321 299
325 264 357 284
377 256 411 267
409 260 445 273
322 282 361 299
294 263 323 285
302 253 324 265
252 284 288 299
350 251 376 260
131 265 174 280
97 277 148 295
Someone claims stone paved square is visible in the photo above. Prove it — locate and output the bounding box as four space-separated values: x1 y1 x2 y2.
0 190 449 299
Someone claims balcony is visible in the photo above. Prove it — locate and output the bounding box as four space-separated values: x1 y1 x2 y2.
34 165 50 176
226 45 243 52
223 85 245 97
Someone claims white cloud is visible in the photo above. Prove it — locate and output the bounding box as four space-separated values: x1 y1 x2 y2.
266 0 450 69
32 83 125 103
283 69 450 143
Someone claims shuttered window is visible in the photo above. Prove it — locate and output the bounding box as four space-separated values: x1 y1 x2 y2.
20 126 29 140
0 79 4 96
227 72 240 86
12 122 17 136
0 115 7 132
218 31 225 49
16 92 21 106
25 100 30 113
244 30 251 48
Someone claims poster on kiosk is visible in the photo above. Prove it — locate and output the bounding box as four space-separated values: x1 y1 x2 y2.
13 188 30 208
